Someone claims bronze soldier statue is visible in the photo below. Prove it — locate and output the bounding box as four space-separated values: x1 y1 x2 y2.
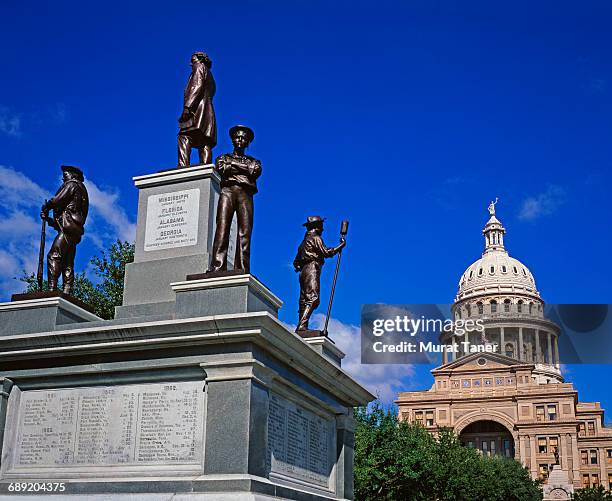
208 125 261 273
178 51 216 167
294 216 345 334
40 165 89 294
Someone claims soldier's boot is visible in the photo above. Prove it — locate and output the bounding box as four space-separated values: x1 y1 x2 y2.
177 134 192 167
62 266 74 296
296 303 316 332
47 251 62 292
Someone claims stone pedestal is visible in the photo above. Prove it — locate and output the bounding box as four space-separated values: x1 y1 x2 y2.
0 309 372 500
0 292 100 336
305 337 346 367
172 274 282 319
117 164 236 319
543 465 574 500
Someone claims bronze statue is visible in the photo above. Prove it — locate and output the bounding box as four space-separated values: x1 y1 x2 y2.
40 165 89 294
293 216 346 335
178 51 216 167
208 125 261 273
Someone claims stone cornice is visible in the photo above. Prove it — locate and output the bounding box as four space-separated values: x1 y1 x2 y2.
0 311 374 407
515 420 579 430
132 164 220 188
0 296 101 322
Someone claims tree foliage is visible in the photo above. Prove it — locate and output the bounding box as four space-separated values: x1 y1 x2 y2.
354 402 542 501
21 240 134 320
573 486 612 501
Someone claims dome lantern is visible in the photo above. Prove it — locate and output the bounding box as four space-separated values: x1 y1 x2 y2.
483 198 506 253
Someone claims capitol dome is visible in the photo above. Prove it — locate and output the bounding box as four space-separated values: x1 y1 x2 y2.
456 203 540 302
444 200 561 384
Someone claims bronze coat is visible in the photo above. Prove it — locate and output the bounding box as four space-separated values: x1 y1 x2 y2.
179 60 217 147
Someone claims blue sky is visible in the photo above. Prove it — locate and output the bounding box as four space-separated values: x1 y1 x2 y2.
0 1 610 412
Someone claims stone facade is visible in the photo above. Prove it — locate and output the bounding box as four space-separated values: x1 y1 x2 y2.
396 206 612 491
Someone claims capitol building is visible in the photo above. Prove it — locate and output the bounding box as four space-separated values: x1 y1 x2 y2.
396 203 612 492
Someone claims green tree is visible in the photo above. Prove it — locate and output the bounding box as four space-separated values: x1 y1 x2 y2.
354 402 542 501
573 486 612 501
21 240 134 320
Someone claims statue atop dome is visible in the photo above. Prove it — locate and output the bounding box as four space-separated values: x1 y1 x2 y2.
488 197 499 217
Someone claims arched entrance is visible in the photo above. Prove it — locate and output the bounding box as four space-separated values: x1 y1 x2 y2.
459 420 515 458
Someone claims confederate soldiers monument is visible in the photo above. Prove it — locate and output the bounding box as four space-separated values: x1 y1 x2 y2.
0 51 372 501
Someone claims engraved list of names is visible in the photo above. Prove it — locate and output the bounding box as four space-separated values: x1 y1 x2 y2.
144 188 200 251
266 393 334 489
10 381 204 469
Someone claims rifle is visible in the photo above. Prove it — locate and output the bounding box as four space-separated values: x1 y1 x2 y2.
322 220 349 337
37 202 48 291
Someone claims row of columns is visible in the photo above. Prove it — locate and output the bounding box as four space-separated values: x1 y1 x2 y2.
486 232 504 247
443 327 560 366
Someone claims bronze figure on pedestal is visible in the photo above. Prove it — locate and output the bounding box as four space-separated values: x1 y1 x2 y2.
208 125 261 274
178 51 216 167
40 165 89 295
294 216 346 336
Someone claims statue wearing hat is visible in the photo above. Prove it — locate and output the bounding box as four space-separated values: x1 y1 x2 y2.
178 51 216 167
293 216 345 333
40 165 89 294
208 125 261 273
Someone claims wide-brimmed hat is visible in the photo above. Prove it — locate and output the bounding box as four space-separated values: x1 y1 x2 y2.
229 125 255 143
61 165 84 180
302 215 326 227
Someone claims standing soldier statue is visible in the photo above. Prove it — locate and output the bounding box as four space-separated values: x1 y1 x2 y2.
293 216 346 336
208 125 261 274
178 51 216 167
40 165 89 295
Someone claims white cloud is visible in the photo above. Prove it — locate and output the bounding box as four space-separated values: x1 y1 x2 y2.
0 165 135 297
309 313 414 403
0 107 21 137
0 166 49 207
518 185 566 221
87 181 136 243
0 210 40 239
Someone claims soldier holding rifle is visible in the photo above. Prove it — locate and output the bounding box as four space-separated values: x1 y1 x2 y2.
39 165 89 295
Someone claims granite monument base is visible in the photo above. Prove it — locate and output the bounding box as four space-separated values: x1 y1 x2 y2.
0 293 100 336
0 279 372 500
172 274 282 319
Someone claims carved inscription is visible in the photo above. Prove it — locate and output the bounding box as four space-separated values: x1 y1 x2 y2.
11 381 204 469
144 188 200 251
266 393 333 488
